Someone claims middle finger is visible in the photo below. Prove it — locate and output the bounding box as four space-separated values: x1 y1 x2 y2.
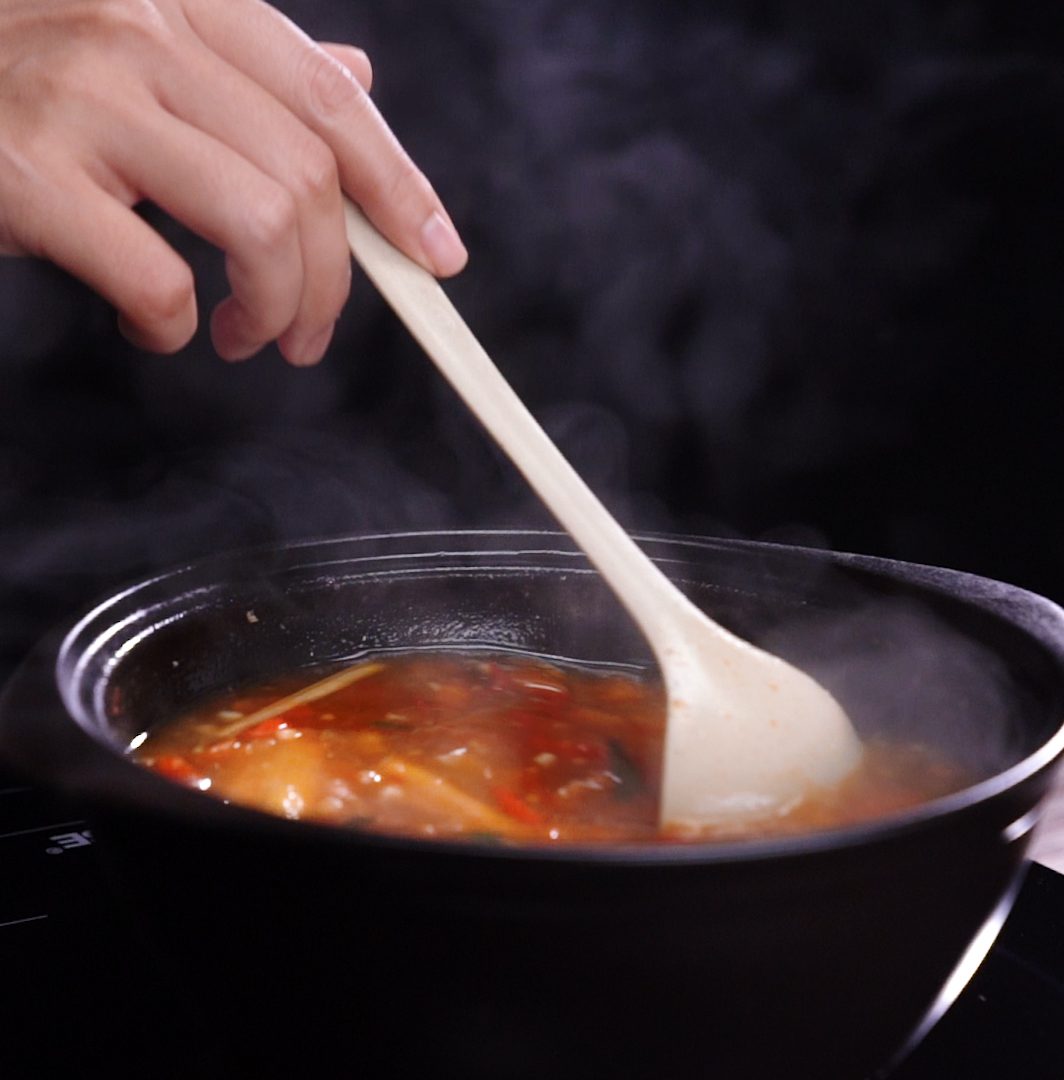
156 37 352 364
108 107 304 360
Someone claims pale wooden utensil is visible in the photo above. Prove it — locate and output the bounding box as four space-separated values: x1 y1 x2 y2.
343 199 862 826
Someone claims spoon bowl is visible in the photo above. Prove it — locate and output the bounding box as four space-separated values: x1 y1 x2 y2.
646 586 861 823
343 199 862 824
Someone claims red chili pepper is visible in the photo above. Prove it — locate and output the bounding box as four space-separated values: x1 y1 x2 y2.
492 785 544 826
153 755 201 786
507 710 550 730
243 716 290 739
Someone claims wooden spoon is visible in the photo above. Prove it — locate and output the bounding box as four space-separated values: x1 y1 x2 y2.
343 199 862 826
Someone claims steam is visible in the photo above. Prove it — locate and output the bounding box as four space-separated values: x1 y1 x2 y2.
758 592 1016 775
2 1 1064 689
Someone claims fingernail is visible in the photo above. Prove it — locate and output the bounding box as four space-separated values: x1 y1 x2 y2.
117 312 194 356
116 314 157 353
290 323 335 367
217 335 259 363
211 301 260 362
420 211 468 276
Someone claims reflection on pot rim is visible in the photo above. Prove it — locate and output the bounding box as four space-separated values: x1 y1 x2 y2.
40 529 1064 865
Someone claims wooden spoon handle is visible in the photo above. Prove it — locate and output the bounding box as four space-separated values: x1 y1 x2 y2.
344 200 863 831
343 199 684 637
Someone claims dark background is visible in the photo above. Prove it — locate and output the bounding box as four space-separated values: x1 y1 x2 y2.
2 0 1063 681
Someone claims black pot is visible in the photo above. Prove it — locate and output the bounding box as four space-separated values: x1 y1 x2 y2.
2 531 1062 1080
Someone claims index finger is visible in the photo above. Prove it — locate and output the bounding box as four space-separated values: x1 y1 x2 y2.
183 0 468 278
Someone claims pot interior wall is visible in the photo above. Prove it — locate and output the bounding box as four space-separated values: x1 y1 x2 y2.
71 537 1064 785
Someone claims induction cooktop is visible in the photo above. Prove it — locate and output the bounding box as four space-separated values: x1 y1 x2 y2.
2 763 1061 1079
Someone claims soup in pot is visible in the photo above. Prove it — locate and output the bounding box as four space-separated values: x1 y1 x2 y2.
132 651 968 843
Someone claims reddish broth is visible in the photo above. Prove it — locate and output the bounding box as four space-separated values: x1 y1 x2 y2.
133 652 968 844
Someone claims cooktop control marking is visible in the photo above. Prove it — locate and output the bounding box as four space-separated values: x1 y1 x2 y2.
0 820 87 841
45 829 94 854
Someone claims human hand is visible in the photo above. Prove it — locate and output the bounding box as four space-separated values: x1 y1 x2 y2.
0 0 468 365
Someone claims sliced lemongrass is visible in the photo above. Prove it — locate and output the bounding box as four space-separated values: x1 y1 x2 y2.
211 661 384 741
378 756 521 834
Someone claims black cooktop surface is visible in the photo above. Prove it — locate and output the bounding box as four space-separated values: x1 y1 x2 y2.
2 765 1061 1079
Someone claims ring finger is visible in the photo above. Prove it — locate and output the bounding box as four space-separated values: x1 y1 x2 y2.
107 107 304 361
156 39 353 364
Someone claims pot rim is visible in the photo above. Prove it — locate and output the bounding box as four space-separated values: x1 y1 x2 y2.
20 528 1064 867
